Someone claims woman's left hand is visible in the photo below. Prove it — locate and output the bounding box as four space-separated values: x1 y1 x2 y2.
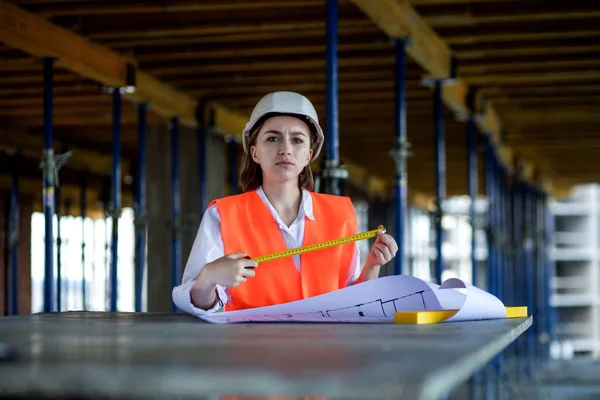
365 225 398 268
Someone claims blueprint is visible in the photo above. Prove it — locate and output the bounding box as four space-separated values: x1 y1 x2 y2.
194 275 507 324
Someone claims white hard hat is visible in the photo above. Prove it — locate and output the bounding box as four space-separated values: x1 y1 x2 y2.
242 91 324 161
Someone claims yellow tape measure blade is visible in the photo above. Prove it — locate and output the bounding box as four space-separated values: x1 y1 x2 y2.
253 226 385 264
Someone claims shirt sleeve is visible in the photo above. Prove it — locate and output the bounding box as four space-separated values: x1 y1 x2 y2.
172 204 229 315
345 242 362 286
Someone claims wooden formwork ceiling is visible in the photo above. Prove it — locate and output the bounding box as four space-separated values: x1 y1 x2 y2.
1 0 599 214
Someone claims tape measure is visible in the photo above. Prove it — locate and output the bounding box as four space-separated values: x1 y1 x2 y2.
247 226 385 265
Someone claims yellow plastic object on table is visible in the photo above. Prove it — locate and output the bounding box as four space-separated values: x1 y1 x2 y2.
394 306 528 325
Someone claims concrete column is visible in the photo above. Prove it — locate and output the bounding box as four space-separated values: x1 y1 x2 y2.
146 123 227 312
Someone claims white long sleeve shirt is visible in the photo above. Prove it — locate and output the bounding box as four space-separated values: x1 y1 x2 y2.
172 186 362 316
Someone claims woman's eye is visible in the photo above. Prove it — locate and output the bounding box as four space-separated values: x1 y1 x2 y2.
266 136 279 142
293 138 304 144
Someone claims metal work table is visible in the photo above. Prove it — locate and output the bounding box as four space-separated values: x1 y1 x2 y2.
0 312 531 400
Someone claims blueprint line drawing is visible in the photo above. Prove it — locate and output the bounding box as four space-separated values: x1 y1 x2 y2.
195 275 508 324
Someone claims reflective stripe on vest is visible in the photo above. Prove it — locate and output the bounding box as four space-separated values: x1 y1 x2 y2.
209 190 357 311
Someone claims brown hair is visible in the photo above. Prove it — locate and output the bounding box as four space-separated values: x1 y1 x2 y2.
239 114 315 193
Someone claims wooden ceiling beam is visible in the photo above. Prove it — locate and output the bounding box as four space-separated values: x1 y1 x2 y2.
350 0 549 191
33 0 324 17
465 70 600 85
148 56 400 76
88 19 369 40
424 11 600 28
446 30 600 45
136 42 392 63
456 45 600 60
458 59 600 76
106 23 382 48
411 0 520 4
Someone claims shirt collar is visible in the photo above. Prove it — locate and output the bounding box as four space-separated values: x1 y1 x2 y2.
256 186 315 222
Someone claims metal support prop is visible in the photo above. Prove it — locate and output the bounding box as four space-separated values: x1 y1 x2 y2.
322 0 347 195
42 57 55 313
494 154 502 300
523 183 535 374
535 188 545 364
80 176 87 310
433 80 446 285
229 137 238 195
134 103 148 313
391 38 410 276
9 153 19 315
485 136 495 296
544 191 555 361
467 115 477 287
55 184 62 311
110 89 122 312
171 117 182 312
501 167 511 304
197 106 208 215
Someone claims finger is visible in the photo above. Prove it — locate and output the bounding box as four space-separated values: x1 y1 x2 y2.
238 259 258 270
379 234 398 254
227 252 248 259
376 243 392 262
242 268 256 278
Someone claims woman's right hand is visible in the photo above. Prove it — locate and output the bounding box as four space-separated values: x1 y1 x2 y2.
196 252 257 289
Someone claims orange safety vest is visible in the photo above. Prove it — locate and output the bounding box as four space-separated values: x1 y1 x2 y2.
209 190 357 311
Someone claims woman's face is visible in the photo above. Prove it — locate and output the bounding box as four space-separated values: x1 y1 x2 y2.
250 115 313 185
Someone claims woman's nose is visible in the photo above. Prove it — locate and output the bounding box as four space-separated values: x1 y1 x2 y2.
279 143 292 154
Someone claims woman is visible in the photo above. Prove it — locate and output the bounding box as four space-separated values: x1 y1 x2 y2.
172 91 398 314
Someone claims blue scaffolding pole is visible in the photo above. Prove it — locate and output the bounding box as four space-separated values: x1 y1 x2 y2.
512 172 525 378
467 115 478 287
110 89 122 312
392 38 409 276
433 80 446 285
544 191 555 362
466 99 481 400
535 186 545 365
135 103 148 313
171 117 182 312
494 154 502 300
485 136 495 297
197 105 208 215
55 183 62 312
322 0 347 195
483 135 497 400
523 183 535 375
9 153 19 316
80 176 87 310
42 57 55 313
